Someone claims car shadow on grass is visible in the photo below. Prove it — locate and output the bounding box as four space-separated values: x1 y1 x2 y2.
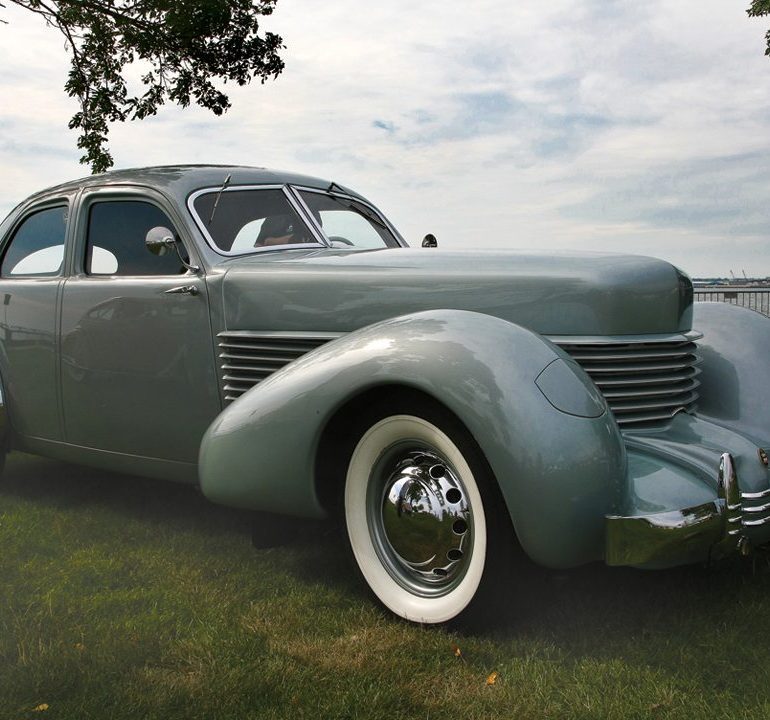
3 450 770 663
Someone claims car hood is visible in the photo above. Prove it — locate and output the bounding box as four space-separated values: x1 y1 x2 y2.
218 248 692 336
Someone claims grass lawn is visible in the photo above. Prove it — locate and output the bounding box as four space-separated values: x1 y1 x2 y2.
2 451 770 720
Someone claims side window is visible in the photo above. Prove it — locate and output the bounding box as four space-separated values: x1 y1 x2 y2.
86 200 186 276
1 206 67 277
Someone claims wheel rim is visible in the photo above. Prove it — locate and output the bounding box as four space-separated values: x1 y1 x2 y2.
367 444 474 598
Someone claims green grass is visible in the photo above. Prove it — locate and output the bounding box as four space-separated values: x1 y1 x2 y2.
2 452 770 720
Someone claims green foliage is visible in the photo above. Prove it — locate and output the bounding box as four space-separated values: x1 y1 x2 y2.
748 0 770 58
3 0 284 173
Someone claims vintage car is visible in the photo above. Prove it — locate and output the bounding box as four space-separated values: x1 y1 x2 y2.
0 165 768 624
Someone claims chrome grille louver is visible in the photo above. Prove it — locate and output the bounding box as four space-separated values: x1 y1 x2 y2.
218 331 341 402
555 336 701 427
739 487 770 531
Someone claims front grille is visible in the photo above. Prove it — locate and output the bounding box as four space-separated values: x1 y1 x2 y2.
555 336 701 427
218 331 341 402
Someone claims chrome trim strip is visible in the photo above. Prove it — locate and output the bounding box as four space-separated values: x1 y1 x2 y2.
218 330 343 341
743 516 770 527
547 330 703 345
742 487 770 500
741 501 770 514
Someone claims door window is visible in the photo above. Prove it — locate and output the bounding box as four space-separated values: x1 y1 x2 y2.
1 206 67 277
86 200 187 276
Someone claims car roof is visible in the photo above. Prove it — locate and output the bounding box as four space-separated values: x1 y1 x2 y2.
26 165 363 204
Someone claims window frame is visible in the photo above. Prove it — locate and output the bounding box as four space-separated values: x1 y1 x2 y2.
74 189 199 280
0 200 71 279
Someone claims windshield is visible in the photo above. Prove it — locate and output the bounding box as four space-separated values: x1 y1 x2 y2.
190 185 401 255
191 187 319 254
297 190 401 249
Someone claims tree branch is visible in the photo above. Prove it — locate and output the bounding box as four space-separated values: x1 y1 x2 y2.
3 0 285 172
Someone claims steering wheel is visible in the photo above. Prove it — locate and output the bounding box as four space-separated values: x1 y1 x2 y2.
328 235 354 246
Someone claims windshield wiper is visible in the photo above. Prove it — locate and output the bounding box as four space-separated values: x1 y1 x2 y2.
208 173 231 224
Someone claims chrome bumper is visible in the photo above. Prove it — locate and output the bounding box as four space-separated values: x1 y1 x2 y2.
606 454 764 567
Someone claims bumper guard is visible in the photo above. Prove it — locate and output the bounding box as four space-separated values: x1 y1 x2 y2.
606 454 755 567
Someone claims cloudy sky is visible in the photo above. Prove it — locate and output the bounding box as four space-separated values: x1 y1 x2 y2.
1 0 769 277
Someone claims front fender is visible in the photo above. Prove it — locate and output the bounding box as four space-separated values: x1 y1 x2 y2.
199 309 626 567
693 302 770 446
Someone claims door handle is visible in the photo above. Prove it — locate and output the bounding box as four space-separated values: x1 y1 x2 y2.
164 285 199 296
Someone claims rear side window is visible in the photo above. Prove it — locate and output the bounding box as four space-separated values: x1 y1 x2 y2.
86 201 186 276
1 206 67 277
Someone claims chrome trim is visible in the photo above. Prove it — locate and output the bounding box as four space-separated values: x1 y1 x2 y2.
742 487 770 500
546 330 703 345
606 452 749 566
367 447 474 597
187 184 328 256
742 516 770 527
741 501 770 514
164 285 198 296
605 501 723 567
717 454 743 541
379 450 472 588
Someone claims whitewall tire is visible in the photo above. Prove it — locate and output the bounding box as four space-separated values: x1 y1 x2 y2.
344 413 489 624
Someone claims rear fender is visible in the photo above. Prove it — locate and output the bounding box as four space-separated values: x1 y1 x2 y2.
199 309 626 567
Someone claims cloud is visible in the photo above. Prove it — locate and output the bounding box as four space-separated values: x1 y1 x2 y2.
1 0 769 275
372 119 396 134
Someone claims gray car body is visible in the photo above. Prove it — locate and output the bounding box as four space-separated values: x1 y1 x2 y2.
1 165 768 570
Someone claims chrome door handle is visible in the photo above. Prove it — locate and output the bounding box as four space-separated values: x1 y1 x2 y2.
164 285 199 296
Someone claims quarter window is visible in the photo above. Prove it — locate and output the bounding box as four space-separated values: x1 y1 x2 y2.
1 206 67 277
86 200 187 276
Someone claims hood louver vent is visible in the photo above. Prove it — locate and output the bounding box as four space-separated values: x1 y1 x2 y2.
218 331 342 402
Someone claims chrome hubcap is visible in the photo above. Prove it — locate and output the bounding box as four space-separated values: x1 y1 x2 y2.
373 449 473 595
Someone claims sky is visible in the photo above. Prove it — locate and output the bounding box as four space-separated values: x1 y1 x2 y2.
1 0 769 278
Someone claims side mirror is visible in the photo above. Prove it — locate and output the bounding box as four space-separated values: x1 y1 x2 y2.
422 233 437 248
145 226 200 273
145 226 176 256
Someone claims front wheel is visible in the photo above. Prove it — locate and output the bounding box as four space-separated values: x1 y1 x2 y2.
344 404 512 624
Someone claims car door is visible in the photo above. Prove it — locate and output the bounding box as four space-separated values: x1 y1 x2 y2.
0 198 72 441
59 188 220 464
